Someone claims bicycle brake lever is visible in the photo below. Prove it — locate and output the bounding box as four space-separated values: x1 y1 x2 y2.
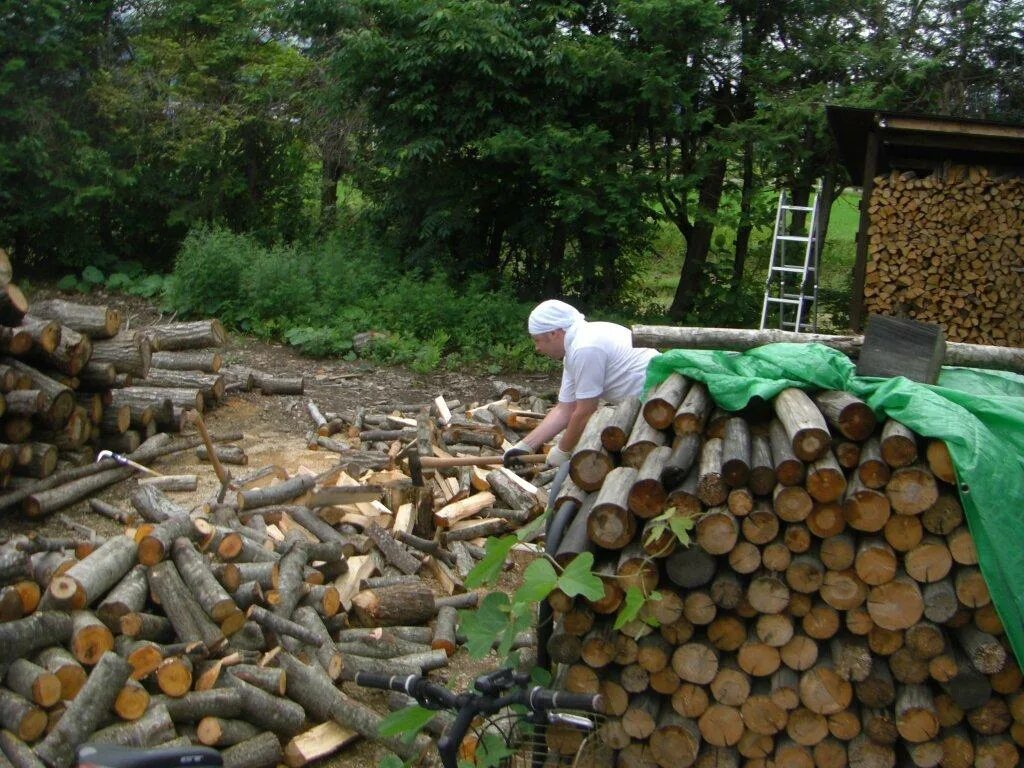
474 667 515 694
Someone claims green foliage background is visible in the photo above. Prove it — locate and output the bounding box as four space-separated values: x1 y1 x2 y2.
4 0 1023 365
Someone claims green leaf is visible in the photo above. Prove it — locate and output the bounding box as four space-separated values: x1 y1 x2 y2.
377 705 435 741
516 508 548 541
513 558 557 605
57 275 80 291
380 755 406 768
614 586 647 630
460 592 511 658
557 552 604 601
464 534 516 588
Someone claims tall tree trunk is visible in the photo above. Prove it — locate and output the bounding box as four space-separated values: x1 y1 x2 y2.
541 220 568 297
731 142 755 294
668 158 727 320
319 156 342 230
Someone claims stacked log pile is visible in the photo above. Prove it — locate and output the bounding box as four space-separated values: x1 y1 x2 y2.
0 252 301 514
0 380 557 768
546 373 1022 768
864 163 1024 346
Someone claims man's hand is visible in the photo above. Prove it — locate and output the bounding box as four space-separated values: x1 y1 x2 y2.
503 440 533 469
545 445 571 467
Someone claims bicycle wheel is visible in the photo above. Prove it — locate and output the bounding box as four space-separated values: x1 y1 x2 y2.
462 710 607 768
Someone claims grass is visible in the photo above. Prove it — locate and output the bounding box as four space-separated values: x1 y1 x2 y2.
639 188 861 332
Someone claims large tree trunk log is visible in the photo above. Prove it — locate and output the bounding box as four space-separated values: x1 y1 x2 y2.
631 325 1024 374
29 300 121 339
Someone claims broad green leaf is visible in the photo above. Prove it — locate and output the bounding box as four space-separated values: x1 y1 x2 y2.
465 534 516 588
57 275 79 291
614 586 647 630
516 508 548 541
380 756 406 768
460 592 510 658
496 601 534 659
513 557 557 604
557 552 604 601
377 705 435 741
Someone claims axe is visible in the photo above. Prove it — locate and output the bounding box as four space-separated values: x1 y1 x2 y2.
406 449 548 487
96 450 162 477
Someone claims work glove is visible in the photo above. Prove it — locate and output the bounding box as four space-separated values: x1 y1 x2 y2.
545 445 571 468
503 440 533 469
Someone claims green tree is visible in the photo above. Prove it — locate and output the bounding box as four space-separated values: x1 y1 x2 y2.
90 0 312 264
0 0 124 267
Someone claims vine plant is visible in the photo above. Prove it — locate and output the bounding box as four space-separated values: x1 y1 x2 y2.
376 505 699 765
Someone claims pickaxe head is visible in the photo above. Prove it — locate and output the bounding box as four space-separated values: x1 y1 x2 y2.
96 450 162 477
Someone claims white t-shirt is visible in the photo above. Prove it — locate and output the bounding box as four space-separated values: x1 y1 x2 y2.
558 321 659 404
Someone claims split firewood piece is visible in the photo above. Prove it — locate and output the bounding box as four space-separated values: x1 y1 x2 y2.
29 299 121 339
365 523 421 576
485 467 542 515
34 647 86 702
147 560 226 653
284 721 358 768
351 581 436 627
137 515 202 567
171 538 245 636
644 373 691 430
35 652 131 768
812 390 877 441
131 484 190 524
432 492 496 529
773 388 830 462
112 677 150 720
41 535 137 611
432 605 459 657
278 652 430 762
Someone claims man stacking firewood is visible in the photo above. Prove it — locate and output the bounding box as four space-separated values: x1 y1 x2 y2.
504 299 659 468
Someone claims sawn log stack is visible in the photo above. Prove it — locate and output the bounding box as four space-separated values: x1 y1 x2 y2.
545 374 1020 768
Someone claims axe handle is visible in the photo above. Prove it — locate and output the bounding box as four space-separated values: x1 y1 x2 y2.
418 454 548 469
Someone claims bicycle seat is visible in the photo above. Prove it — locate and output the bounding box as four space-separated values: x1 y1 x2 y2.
76 744 223 768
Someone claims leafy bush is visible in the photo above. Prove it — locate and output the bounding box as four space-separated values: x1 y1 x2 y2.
163 223 555 372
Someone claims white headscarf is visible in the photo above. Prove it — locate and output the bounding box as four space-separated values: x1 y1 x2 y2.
528 300 585 335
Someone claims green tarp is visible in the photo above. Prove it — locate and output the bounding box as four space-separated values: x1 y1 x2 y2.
645 342 1024 665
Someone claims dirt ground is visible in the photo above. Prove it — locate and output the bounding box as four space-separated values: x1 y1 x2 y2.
15 289 562 767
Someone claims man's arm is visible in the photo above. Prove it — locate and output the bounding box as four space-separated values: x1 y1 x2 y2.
519 401 574 450
557 397 599 452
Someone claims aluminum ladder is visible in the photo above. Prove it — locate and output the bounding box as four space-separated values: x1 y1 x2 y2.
759 183 822 332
